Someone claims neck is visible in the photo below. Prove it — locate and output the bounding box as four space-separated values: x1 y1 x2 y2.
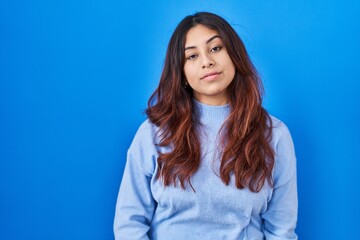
193 95 228 106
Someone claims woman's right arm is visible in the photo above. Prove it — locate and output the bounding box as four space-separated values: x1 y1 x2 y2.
113 121 157 240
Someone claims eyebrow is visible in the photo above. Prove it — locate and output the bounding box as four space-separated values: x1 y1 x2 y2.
184 35 221 51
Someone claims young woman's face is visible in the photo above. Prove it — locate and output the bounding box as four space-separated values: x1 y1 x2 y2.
183 24 235 106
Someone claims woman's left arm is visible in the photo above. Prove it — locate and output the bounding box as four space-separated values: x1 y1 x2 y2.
262 122 298 240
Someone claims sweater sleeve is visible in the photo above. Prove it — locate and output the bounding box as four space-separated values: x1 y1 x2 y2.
113 120 158 240
262 121 298 240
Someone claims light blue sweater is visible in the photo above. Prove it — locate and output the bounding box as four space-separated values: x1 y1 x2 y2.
114 100 298 240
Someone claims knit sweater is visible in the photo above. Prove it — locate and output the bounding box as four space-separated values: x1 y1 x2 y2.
114 100 298 240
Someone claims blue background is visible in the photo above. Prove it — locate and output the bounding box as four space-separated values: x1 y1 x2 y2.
1 0 359 239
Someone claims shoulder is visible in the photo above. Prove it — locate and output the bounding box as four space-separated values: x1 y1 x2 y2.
268 115 297 187
127 119 160 175
130 119 159 148
268 115 293 150
136 118 158 135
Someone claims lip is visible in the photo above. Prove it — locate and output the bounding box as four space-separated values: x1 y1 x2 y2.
200 71 221 81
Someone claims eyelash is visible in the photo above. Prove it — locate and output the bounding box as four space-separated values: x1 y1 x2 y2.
210 45 223 52
186 45 223 60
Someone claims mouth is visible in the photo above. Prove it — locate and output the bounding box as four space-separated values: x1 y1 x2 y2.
201 72 221 81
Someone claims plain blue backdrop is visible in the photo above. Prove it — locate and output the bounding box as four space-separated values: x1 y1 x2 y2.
1 0 359 239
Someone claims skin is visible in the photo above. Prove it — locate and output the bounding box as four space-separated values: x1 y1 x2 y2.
183 24 236 106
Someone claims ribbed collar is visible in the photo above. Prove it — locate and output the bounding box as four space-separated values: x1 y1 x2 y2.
193 98 230 126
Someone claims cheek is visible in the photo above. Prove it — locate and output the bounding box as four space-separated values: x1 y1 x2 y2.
183 64 197 82
225 58 236 80
229 63 236 79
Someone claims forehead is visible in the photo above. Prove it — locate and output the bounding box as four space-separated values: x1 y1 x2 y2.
185 24 220 46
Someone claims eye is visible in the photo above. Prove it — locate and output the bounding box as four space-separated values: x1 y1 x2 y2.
210 45 223 53
186 54 198 60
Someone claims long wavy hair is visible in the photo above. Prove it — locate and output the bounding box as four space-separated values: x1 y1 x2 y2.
146 12 274 193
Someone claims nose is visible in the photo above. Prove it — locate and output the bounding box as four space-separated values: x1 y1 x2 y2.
201 54 215 69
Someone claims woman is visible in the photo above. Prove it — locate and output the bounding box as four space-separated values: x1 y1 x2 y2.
114 12 297 240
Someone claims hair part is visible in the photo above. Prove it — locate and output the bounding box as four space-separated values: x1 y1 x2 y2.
146 12 274 192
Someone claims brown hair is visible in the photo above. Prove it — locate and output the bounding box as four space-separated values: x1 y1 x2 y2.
146 12 274 192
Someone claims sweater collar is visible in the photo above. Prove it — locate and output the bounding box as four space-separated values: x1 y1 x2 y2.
193 98 230 125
